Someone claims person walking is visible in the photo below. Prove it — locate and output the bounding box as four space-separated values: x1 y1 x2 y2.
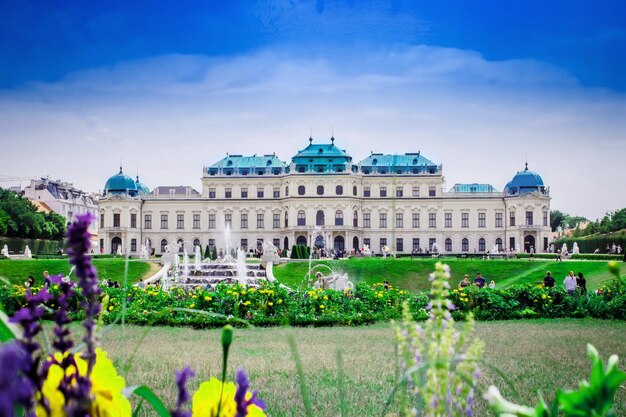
563 271 577 294
576 272 587 294
43 271 51 287
555 249 562 262
543 271 555 288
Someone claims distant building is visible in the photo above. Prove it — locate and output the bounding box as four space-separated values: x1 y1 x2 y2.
98 137 551 256
23 178 99 234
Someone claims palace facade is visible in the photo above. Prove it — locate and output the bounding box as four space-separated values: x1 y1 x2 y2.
98 138 551 256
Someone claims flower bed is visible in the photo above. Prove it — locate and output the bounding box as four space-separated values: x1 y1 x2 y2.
1 279 624 328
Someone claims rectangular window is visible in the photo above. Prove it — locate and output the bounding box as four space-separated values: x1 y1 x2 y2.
412 213 420 228
257 213 264 229
429 213 436 228
379 213 387 228
130 213 137 228
273 238 281 249
543 237 548 251
257 188 264 198
193 214 200 229
273 213 280 228
429 238 436 251
240 214 247 229
131 239 137 252
161 214 168 229
396 213 403 228
380 186 387 197
461 213 469 228
509 237 515 250
240 239 248 251
113 213 120 227
225 213 232 227
396 187 403 198
429 186 436 197
241 188 248 198
363 238 370 248
526 211 533 226
364 187 371 197
543 211 548 227
445 213 452 228
478 212 486 228
380 238 387 251
363 213 371 228
209 239 215 251
100 213 104 228
396 238 403 252
509 212 516 227
176 214 184 229
495 213 503 228
208 214 216 229
412 238 420 251
225 188 232 198
273 188 280 198
209 188 216 198
144 214 152 229
412 186 419 197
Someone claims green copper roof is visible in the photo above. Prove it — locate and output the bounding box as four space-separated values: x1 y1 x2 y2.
104 167 139 196
448 183 499 193
135 176 150 194
209 154 286 169
292 138 351 159
359 153 436 167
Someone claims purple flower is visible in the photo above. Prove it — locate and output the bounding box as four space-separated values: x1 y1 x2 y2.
66 213 101 375
171 366 195 417
52 275 75 354
235 369 266 417
0 343 34 417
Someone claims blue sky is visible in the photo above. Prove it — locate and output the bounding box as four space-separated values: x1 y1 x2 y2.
0 0 625 219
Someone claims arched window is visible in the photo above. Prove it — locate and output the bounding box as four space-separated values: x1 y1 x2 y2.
297 210 306 226
317 185 324 195
445 238 452 252
462 238 469 252
353 211 358 227
284 211 288 227
316 210 325 226
177 239 184 253
193 238 201 248
296 235 307 245
479 238 486 252
298 185 305 195
496 238 503 251
161 239 168 253
336 185 343 195
335 210 343 226
353 185 357 196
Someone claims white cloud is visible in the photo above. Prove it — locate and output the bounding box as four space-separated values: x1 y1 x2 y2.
0 44 625 219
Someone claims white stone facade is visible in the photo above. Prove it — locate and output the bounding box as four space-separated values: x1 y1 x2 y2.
98 144 551 256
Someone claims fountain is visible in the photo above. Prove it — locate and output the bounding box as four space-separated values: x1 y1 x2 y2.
116 245 122 256
1 245 8 257
362 244 372 257
236 247 247 285
308 226 326 281
140 244 150 259
23 246 32 259
572 242 580 254
431 242 440 256
194 245 202 269
491 244 500 255
224 223 232 259
183 248 190 277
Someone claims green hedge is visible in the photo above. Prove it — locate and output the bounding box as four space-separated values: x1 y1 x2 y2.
516 253 624 261
2 280 624 328
554 231 626 254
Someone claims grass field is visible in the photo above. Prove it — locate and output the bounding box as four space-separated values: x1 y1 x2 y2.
85 319 626 417
273 257 620 292
0 258 157 285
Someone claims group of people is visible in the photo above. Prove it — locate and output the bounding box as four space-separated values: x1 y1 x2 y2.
543 271 587 294
459 273 496 289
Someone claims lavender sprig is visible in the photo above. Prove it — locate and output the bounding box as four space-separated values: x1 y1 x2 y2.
171 366 195 417
235 369 266 417
0 342 34 417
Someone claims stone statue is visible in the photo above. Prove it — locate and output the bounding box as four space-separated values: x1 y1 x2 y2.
161 242 180 265
1 245 9 257
23 246 32 259
261 240 280 264
312 271 354 291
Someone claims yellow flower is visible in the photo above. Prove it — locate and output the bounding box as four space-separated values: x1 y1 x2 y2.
204 296 212 301
319 304 325 309
108 306 114 311
323 296 328 300
244 301 251 306
541 294 547 299
241 291 247 296
268 302 274 307
37 349 131 417
190 303 195 308
277 299 283 304
53 285 59 290
192 378 265 417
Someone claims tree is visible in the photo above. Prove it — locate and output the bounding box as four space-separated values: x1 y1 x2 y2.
550 210 566 231
211 246 218 260
204 244 211 259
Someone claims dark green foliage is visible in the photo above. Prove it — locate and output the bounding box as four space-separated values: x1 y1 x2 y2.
289 244 310 259
204 244 210 259
554 232 626 254
211 246 218 260
0 188 66 240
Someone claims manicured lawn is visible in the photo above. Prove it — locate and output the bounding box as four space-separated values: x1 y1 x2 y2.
0 258 157 285
273 257 620 292
89 319 626 417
